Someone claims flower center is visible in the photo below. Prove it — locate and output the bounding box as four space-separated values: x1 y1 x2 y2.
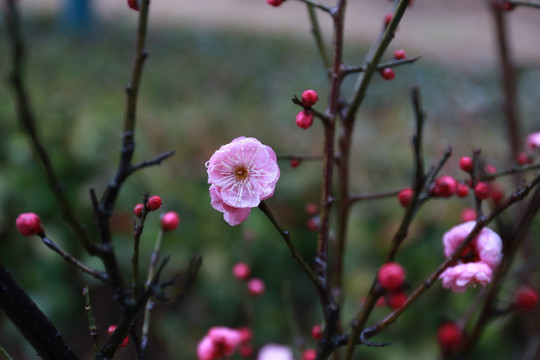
235 166 249 181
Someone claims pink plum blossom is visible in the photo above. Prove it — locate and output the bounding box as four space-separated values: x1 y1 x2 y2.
439 221 503 293
257 344 295 360
197 326 242 360
207 137 280 226
526 131 540 151
440 262 493 293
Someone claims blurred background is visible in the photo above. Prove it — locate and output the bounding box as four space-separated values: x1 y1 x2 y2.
1 0 540 359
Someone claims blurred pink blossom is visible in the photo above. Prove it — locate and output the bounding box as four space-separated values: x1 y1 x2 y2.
197 326 242 360
526 131 540 150
207 137 280 226
440 262 493 293
439 221 502 293
257 344 295 360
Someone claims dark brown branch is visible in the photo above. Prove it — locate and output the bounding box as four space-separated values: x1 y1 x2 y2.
130 150 176 174
509 0 540 8
0 261 79 360
491 3 520 163
40 235 109 283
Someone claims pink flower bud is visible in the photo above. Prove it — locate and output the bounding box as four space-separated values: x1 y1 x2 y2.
305 203 318 216
474 182 490 199
232 262 251 280
398 188 413 208
296 110 314 129
460 208 476 222
16 213 42 236
514 286 538 310
517 152 532 166
432 175 457 198
459 156 473 172
311 324 323 340
393 49 407 60
380 68 395 80
161 211 180 231
247 278 265 296
455 184 469 198
267 0 285 7
301 90 319 107
134 203 144 217
386 290 407 309
437 322 462 353
377 262 405 291
290 158 301 168
128 0 139 11
383 13 393 27
302 349 317 360
147 196 162 211
238 327 253 343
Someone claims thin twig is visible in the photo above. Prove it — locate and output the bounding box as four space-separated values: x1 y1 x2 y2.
509 0 540 8
83 286 99 359
130 150 176 174
349 190 400 204
343 56 421 75
257 201 322 293
40 235 109 283
297 0 332 13
306 4 331 73
278 154 323 161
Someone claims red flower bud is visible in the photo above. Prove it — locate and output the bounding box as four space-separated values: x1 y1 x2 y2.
311 324 323 340
437 322 462 353
147 196 162 211
377 262 405 291
161 211 180 231
16 213 42 236
459 156 473 173
393 49 407 60
267 0 285 7
474 182 490 200
290 158 301 168
386 290 407 309
127 0 139 11
301 90 319 107
514 286 538 310
134 203 144 217
455 184 469 198
433 175 457 198
296 110 314 129
398 188 414 208
380 68 395 80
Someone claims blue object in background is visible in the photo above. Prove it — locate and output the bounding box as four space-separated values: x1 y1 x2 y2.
62 0 93 33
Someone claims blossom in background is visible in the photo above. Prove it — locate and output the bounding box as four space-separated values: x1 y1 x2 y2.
206 137 280 226
197 327 242 360
257 344 294 360
526 131 540 151
439 221 502 293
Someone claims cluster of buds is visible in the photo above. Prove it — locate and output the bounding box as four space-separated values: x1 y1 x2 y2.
295 90 319 130
377 262 408 309
379 49 408 81
232 262 265 296
134 195 180 231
